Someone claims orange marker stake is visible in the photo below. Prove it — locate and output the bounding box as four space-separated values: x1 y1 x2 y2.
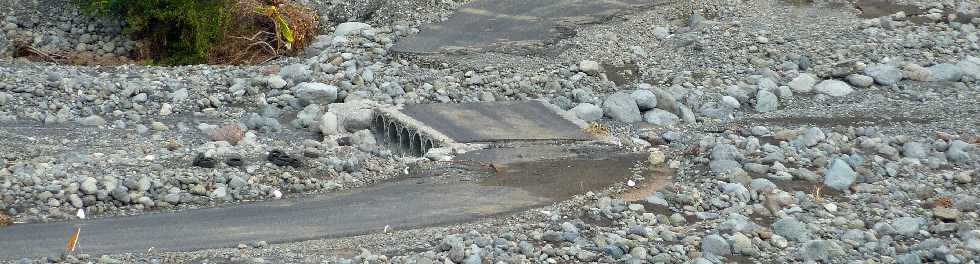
66 226 81 254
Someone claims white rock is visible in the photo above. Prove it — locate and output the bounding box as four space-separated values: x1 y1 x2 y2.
334 22 372 36
267 75 287 89
653 27 670 39
813 80 854 97
824 203 838 212
579 60 602 75
319 112 339 135
957 56 980 80
789 74 817 93
159 103 173 116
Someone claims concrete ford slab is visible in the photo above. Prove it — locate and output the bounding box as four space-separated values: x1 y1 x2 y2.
373 100 590 156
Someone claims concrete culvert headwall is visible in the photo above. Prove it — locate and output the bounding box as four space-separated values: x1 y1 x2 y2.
372 112 440 157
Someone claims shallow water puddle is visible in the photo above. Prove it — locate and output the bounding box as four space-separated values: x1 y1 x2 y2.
748 115 928 128
479 153 649 200
854 0 977 24
603 61 641 86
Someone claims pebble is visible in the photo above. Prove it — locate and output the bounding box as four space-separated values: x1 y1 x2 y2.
892 217 923 236
701 234 731 257
933 207 961 221
579 60 602 75
78 115 106 126
653 26 669 39
954 171 973 184
150 122 168 131
772 217 810 242
267 75 287 89
846 74 874 87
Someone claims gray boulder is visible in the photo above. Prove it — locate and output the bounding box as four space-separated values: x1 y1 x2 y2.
295 82 339 105
329 102 375 132
570 103 603 122
652 89 680 114
631 90 658 110
823 159 856 191
755 90 778 112
896 253 922 264
801 127 826 147
643 109 680 126
711 144 741 161
701 234 731 257
947 140 974 163
351 130 377 151
892 217 923 236
957 56 980 80
927 63 963 82
773 217 810 242
813 80 854 97
279 64 311 83
902 142 928 159
291 104 322 129
864 64 903 85
802 240 830 262
789 74 817 93
80 177 99 194
602 92 642 122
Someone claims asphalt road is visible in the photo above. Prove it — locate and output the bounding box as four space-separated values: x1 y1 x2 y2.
0 180 550 259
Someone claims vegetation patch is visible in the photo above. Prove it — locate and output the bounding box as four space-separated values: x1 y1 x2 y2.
0 211 11 227
80 0 318 65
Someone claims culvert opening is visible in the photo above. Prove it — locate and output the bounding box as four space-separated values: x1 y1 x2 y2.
373 112 443 157
410 133 423 156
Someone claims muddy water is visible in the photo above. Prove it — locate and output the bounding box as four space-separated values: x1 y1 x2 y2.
854 0 978 24
747 115 928 128
603 62 640 86
480 153 647 200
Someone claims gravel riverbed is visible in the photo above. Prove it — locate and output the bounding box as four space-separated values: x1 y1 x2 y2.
2 0 980 263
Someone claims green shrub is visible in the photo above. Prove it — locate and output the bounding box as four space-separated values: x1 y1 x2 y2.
81 0 230 64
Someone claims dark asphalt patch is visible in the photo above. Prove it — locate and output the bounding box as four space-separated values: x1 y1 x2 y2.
393 0 661 56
